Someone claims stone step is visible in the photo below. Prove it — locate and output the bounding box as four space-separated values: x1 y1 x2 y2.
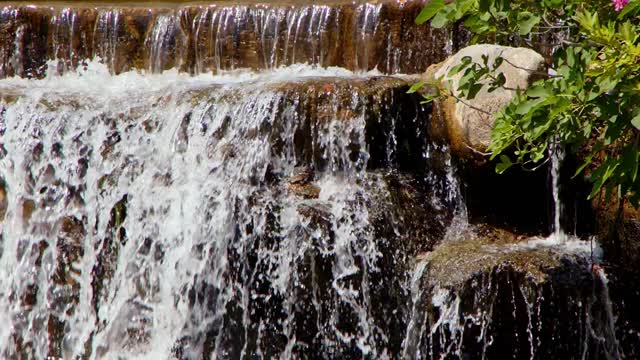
0 0 465 79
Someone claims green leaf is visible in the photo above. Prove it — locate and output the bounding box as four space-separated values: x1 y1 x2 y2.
407 81 426 94
481 54 489 66
515 98 545 115
632 113 640 130
448 56 473 76
603 115 624 145
431 10 450 28
464 15 493 34
493 57 504 70
573 146 600 178
596 76 619 95
420 93 440 104
619 0 640 18
452 0 475 20
478 0 491 12
618 21 636 43
544 0 565 8
517 12 540 35
575 10 598 31
566 47 576 67
526 84 551 99
496 155 513 174
530 118 552 140
621 144 640 182
492 73 506 90
416 0 445 25
465 83 483 99
588 160 620 199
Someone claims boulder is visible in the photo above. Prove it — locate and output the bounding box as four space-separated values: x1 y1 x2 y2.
288 167 321 199
430 45 545 153
403 225 622 359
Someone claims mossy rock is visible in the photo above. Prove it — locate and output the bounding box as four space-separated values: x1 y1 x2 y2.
404 225 621 359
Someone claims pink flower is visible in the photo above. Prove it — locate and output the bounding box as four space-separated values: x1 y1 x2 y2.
612 0 629 11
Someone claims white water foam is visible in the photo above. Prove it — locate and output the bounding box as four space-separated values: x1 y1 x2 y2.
0 59 385 97
0 60 423 359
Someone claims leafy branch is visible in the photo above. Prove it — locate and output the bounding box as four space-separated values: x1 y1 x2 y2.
414 0 640 207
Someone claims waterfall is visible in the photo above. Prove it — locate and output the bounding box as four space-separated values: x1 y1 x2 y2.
0 1 631 359
0 61 460 358
0 1 454 79
50 8 79 74
550 137 567 242
401 235 622 359
93 9 123 74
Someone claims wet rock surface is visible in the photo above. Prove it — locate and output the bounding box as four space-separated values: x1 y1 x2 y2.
288 167 320 199
0 178 7 222
0 2 635 359
0 0 465 78
405 225 623 359
0 72 464 358
593 197 640 357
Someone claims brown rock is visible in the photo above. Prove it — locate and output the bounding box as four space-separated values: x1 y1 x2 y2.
593 196 640 265
0 178 7 222
406 224 619 359
288 167 315 185
21 198 35 227
289 183 321 199
0 1 455 78
288 167 321 199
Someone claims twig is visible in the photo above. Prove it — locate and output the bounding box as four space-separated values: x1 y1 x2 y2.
485 72 520 92
463 143 492 156
500 55 562 79
450 93 494 116
522 157 550 171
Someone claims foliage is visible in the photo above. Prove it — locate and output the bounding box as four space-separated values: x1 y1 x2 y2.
416 0 640 207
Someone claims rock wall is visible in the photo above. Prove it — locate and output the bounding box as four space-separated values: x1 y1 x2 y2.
0 1 468 78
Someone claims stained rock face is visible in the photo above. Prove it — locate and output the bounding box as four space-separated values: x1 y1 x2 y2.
430 44 545 152
403 226 622 359
0 178 7 222
2 2 635 359
0 1 463 78
593 197 640 357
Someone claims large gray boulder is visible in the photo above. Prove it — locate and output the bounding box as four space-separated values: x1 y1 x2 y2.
431 45 545 153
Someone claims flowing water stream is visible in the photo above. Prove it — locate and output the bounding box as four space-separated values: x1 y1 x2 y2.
0 60 461 358
0 1 630 359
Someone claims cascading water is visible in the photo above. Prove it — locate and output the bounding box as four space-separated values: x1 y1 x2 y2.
398 135 623 359
0 1 633 359
50 8 79 74
93 10 122 74
0 1 456 78
550 138 566 242
0 61 460 358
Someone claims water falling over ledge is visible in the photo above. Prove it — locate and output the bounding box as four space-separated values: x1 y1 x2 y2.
0 0 462 78
0 1 635 359
0 63 463 358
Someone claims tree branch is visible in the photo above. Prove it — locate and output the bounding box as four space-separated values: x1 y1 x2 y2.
499 53 562 79
450 92 494 116
463 143 492 156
